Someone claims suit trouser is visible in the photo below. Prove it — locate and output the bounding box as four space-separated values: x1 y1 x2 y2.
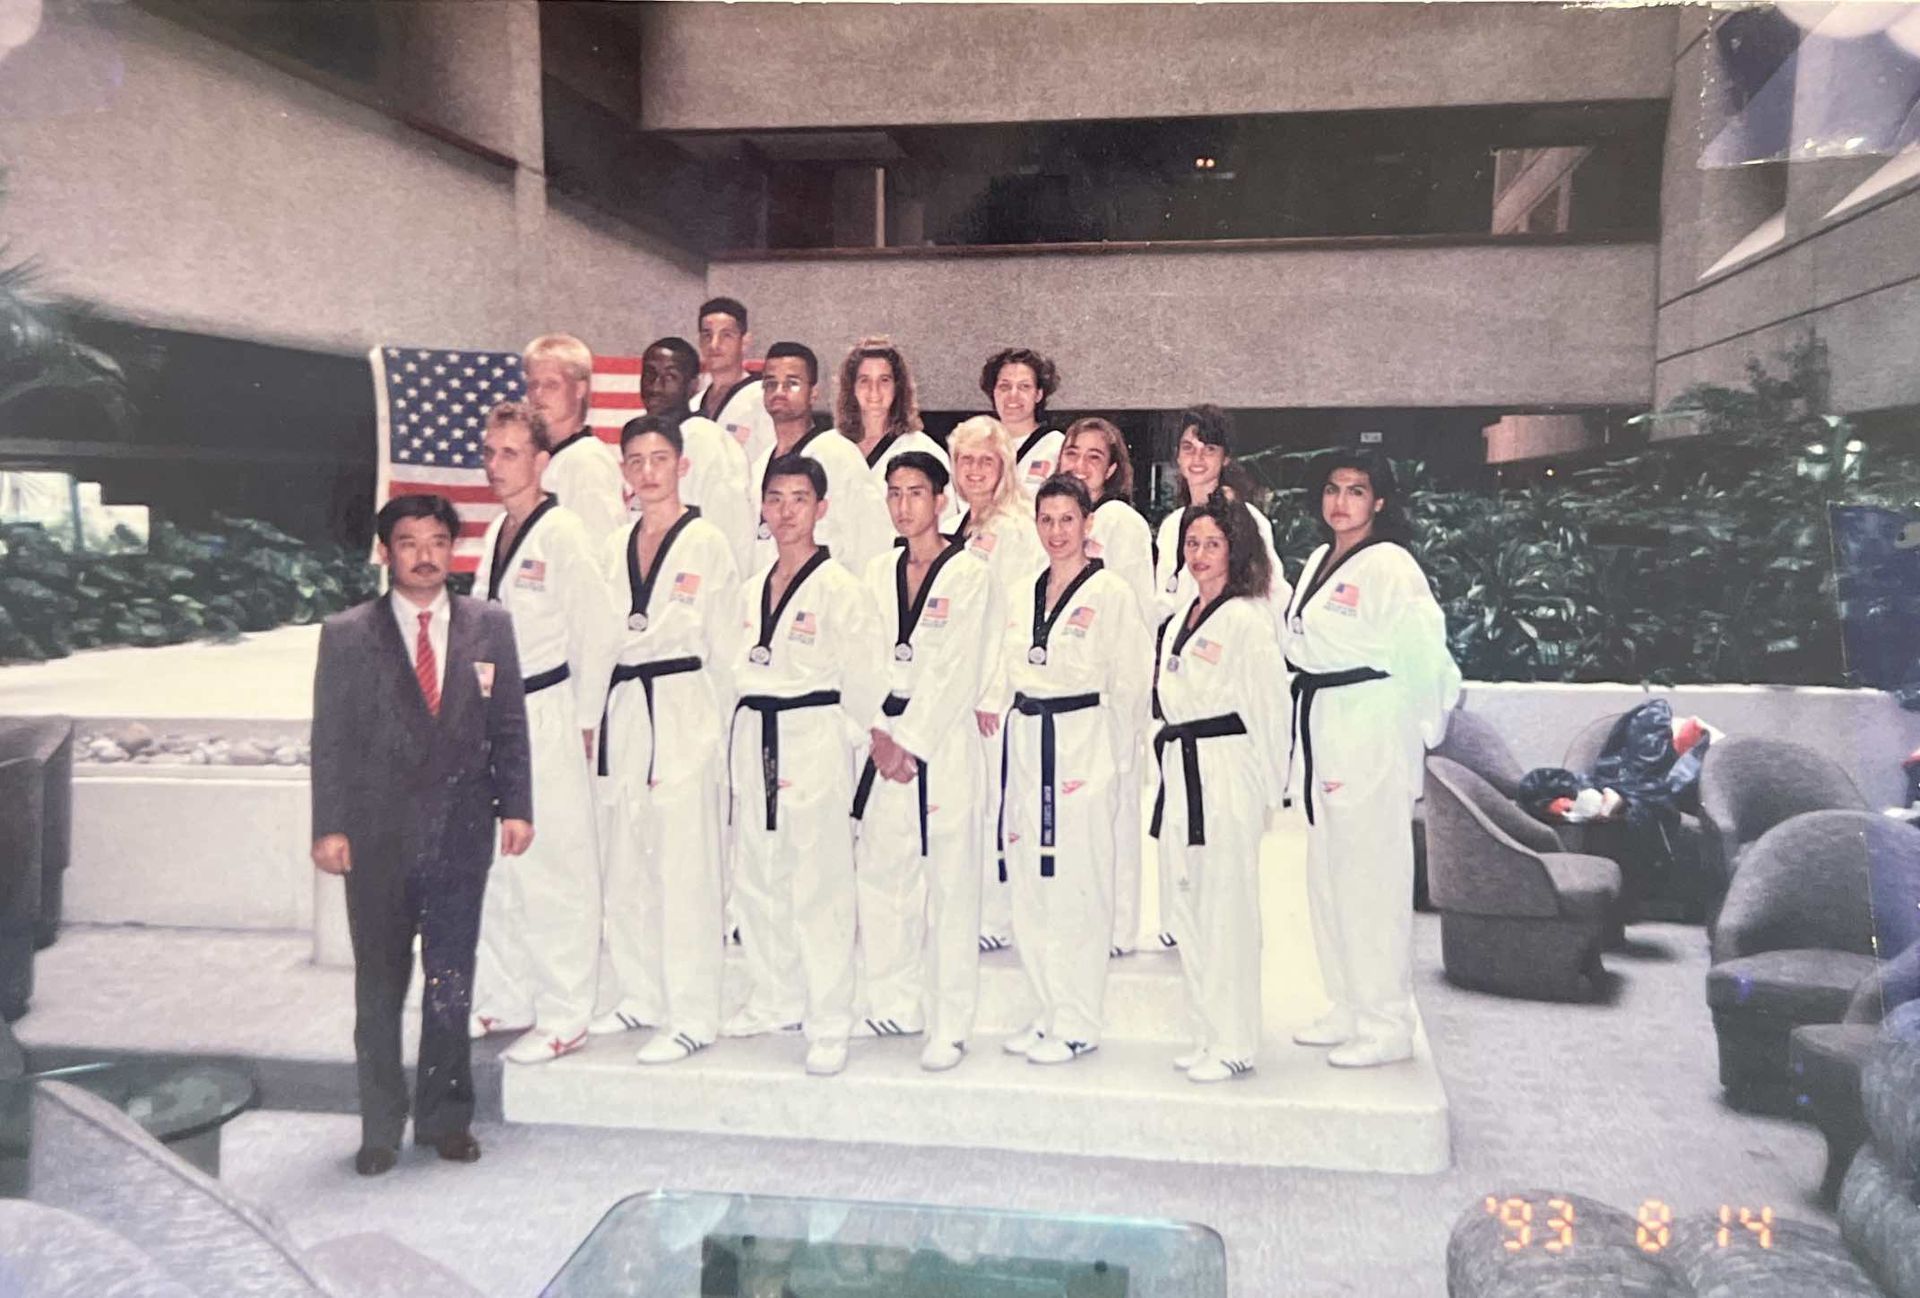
473 686 602 1035
855 752 983 1043
1303 774 1416 1047
345 865 485 1148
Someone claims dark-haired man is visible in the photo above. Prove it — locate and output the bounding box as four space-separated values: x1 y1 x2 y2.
311 493 532 1175
747 341 890 576
468 401 618 1066
592 415 740 1063
722 454 887 1076
853 452 1001 1070
640 335 754 573
691 297 774 466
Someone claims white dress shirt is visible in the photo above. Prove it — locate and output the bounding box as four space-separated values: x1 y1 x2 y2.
390 586 450 695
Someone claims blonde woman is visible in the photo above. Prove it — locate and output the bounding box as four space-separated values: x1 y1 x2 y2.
948 415 1045 951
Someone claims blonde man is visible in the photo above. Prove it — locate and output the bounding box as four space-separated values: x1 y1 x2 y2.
523 334 627 547
948 416 1045 952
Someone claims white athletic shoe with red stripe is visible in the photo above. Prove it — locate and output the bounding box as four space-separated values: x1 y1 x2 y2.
502 1027 588 1065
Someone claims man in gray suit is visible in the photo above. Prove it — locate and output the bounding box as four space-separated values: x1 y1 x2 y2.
311 494 534 1176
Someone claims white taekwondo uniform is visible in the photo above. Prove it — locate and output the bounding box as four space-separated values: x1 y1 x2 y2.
747 427 894 579
1280 539 1460 1059
998 559 1151 1056
1012 427 1065 498
691 374 774 468
853 540 1000 1048
1153 501 1290 632
471 497 618 1044
595 507 739 1051
1084 494 1156 955
672 413 756 577
542 431 628 551
956 505 1047 948
862 429 962 533
1153 592 1289 1074
723 547 888 1048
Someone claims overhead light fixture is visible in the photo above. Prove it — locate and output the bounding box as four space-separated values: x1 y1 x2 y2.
1193 156 1216 170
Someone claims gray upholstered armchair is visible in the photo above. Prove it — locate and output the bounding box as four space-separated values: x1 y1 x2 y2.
1414 710 1529 911
1698 736 1868 905
1707 811 1920 1112
1423 756 1622 1001
1792 942 1920 1200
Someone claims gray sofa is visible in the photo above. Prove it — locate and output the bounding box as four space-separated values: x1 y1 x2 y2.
19 1079 485 1297
1707 812 1920 1111
1423 756 1622 1001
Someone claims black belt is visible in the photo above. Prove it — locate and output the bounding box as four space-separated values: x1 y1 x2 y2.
1286 662 1389 826
525 663 571 694
1150 713 1248 846
597 656 702 780
999 691 1100 879
734 690 842 830
851 695 928 857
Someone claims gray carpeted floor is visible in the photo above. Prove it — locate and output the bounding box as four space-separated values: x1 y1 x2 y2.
219 916 1829 1297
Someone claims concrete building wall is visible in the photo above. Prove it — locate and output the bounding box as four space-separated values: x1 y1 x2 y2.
709 241 1656 411
1654 9 1920 412
0 5 700 362
640 3 1676 132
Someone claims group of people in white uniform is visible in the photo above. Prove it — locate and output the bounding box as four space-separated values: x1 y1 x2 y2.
457 296 1461 1083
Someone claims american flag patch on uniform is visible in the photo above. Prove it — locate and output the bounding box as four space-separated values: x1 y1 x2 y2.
1192 638 1222 664
672 572 701 598
793 611 818 635
1331 582 1360 607
926 597 949 619
519 558 546 581
1068 606 1096 629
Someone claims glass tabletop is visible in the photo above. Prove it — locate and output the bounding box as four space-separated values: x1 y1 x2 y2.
1 1058 257 1151
542 1189 1227 1297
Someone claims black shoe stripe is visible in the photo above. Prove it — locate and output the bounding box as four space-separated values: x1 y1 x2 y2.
674 1033 702 1052
619 1012 642 1030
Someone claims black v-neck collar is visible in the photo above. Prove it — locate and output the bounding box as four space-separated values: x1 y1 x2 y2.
549 430 596 460
1031 559 1104 651
864 431 901 469
894 537 965 647
1092 492 1128 515
760 426 828 494
486 495 558 602
1288 537 1392 623
757 546 832 651
626 506 702 616
1016 427 1053 461
700 373 760 423
1169 591 1232 660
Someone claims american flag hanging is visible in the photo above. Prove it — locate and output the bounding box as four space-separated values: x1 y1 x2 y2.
372 346 642 572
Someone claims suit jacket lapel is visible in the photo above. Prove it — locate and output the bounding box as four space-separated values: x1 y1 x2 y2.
371 598 435 747
438 596 482 736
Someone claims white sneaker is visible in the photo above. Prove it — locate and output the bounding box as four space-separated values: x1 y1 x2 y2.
857 1016 924 1038
637 1031 706 1065
1002 1027 1044 1056
804 1040 849 1076
1188 1057 1255 1083
502 1027 587 1065
589 1010 653 1037
978 933 1011 953
470 1012 531 1040
1027 1037 1096 1065
919 1040 965 1072
1327 1036 1413 1069
1172 1048 1207 1071
721 1007 802 1039
1292 1012 1355 1047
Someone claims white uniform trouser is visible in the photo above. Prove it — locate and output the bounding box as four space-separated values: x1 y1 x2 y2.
1004 700 1115 1047
1300 686 1417 1048
474 683 601 1035
597 682 724 1041
1158 734 1265 1066
979 727 1013 941
731 700 857 1045
855 741 983 1043
1112 727 1146 950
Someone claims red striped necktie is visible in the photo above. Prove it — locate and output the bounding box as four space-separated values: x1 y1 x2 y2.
414 610 441 716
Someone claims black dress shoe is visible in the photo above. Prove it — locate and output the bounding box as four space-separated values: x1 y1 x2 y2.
420 1130 482 1163
354 1145 397 1177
